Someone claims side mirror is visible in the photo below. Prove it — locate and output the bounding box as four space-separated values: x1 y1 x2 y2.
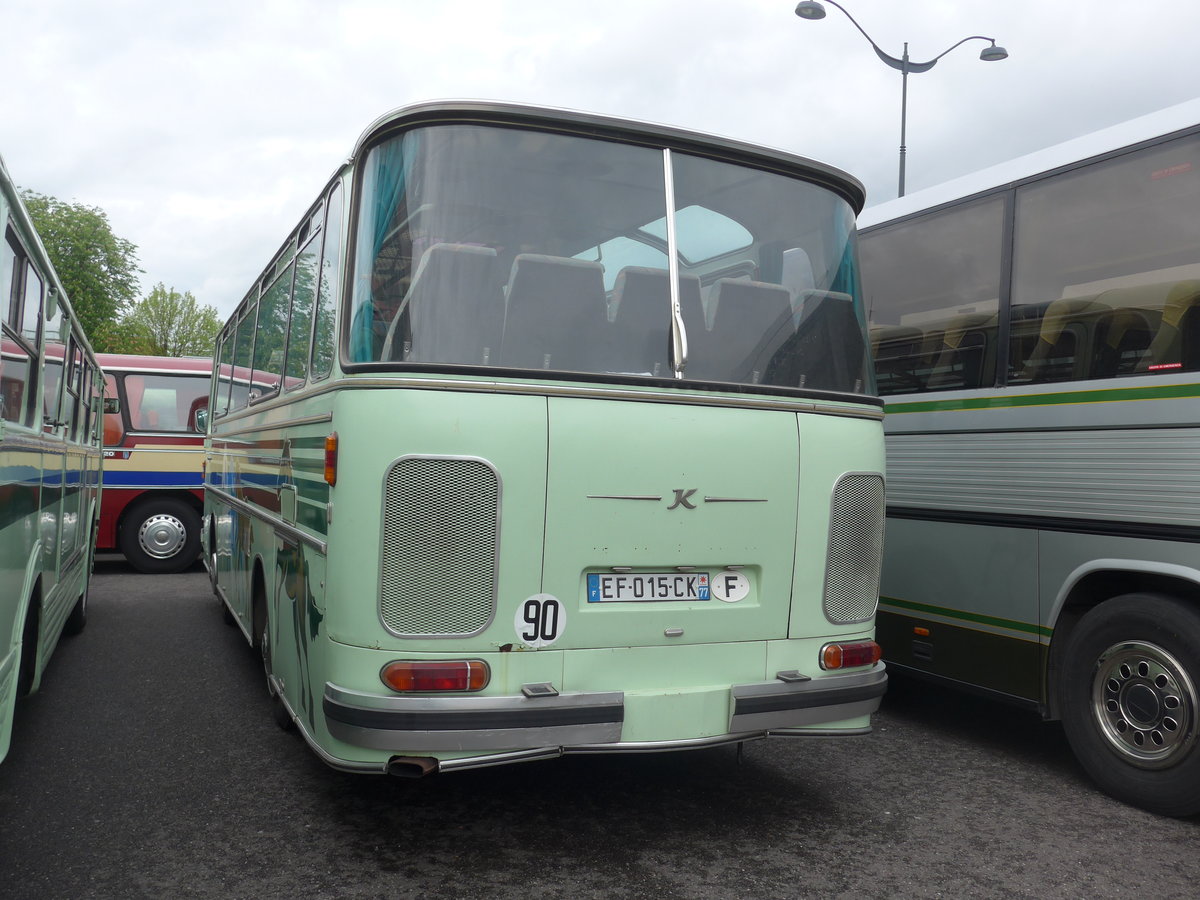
103 397 121 414
189 395 210 433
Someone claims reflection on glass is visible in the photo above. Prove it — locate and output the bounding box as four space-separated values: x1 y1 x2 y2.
861 196 1004 395
347 124 872 395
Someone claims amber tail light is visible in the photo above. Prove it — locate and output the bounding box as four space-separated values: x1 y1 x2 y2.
380 660 490 693
820 640 882 670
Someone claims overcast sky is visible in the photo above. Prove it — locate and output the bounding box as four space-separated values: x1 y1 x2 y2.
6 0 1200 321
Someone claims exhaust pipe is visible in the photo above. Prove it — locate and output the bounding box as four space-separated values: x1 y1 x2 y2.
387 756 439 778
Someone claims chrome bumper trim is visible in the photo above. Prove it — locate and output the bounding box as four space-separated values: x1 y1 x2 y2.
323 683 625 751
729 663 887 732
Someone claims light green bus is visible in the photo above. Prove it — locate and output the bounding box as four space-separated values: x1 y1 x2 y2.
858 99 1200 816
1 153 104 763
203 102 886 776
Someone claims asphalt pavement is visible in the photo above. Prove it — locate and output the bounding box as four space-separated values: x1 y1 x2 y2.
0 559 1196 899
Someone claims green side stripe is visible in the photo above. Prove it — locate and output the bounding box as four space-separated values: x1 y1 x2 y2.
885 380 1200 415
880 595 1051 637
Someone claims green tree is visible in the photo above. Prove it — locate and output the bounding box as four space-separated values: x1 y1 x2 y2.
20 190 142 347
123 283 222 358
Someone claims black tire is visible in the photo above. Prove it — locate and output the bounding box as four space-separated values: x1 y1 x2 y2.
256 590 293 732
16 604 38 698
1060 593 1200 817
64 589 87 636
207 529 221 598
119 497 201 574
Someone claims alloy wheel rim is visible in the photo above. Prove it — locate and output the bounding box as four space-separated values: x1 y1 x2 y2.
1091 640 1197 769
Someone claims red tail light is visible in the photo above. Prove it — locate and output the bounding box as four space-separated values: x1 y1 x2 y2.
820 640 882 670
324 431 338 486
380 660 490 693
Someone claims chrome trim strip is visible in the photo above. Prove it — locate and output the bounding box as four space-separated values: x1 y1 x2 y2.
587 494 662 501
435 747 565 773
96 365 211 376
768 726 874 737
205 484 328 554
211 374 882 425
101 484 204 492
103 446 203 454
334 377 885 420
663 148 687 379
213 412 334 439
703 497 768 503
119 432 206 439
568 732 768 753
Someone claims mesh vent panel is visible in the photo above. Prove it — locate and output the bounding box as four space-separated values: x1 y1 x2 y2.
824 473 884 624
380 457 499 636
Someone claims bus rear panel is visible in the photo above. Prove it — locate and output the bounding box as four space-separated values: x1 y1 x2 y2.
204 102 886 775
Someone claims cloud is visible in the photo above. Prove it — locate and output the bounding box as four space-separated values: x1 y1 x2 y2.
5 0 1200 321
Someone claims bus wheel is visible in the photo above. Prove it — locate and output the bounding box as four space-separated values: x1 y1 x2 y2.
258 609 294 732
17 603 38 698
64 589 88 636
1061 593 1200 817
119 498 201 574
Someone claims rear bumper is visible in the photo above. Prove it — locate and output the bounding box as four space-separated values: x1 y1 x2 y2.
322 663 887 759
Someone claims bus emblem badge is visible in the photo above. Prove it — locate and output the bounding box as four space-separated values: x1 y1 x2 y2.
667 489 698 510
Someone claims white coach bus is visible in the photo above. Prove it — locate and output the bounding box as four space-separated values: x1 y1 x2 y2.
858 99 1200 816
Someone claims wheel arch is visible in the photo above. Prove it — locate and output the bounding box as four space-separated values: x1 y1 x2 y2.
1045 560 1200 720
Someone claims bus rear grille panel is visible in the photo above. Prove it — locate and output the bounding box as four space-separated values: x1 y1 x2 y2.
380 457 499 637
824 472 885 624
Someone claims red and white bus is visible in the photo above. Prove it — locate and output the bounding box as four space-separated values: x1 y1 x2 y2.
97 354 210 573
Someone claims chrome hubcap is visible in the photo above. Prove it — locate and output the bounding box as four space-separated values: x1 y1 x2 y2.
138 513 187 559
1092 640 1197 769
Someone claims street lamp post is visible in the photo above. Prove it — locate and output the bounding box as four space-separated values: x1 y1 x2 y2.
795 1 1007 197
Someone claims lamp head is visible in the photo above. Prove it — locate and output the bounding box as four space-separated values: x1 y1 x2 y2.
794 1 827 21
980 43 1008 61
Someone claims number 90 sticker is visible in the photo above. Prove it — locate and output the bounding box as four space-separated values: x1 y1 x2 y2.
515 594 565 648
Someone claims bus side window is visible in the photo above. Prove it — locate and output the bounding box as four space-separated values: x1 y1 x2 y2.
231 301 257 410
311 183 342 381
42 296 66 430
284 232 320 388
252 263 293 399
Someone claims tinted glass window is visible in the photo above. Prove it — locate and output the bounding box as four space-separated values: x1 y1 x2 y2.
311 184 342 381
231 304 257 409
285 234 319 388
252 265 292 398
1 234 16 327
43 300 66 427
348 125 870 394
861 196 1005 394
0 333 32 425
1010 133 1200 383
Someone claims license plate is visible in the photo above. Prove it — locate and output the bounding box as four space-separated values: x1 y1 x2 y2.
587 572 710 602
